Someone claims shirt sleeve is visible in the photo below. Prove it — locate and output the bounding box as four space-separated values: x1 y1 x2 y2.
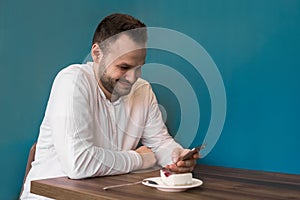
47 67 142 179
141 85 183 167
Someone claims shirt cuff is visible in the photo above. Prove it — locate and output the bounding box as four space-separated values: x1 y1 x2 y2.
128 150 143 171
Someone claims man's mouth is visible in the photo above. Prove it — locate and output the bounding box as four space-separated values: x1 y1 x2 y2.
117 79 132 87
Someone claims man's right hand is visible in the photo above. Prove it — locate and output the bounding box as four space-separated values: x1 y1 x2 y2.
135 146 157 169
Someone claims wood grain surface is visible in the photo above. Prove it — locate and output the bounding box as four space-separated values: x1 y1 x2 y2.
31 165 300 200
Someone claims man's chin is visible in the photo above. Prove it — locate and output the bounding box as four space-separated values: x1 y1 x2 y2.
113 87 132 98
117 81 132 93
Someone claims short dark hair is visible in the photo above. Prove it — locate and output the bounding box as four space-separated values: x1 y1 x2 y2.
92 13 147 51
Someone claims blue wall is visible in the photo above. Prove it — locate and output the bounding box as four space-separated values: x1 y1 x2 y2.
1 0 300 199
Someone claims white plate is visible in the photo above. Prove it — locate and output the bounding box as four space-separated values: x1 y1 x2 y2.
142 177 203 192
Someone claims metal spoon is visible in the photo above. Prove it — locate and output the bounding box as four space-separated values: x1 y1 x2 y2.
103 180 158 190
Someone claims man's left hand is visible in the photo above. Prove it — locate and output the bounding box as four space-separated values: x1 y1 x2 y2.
164 148 200 173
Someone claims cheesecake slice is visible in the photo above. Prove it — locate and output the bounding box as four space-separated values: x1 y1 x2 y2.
160 168 193 186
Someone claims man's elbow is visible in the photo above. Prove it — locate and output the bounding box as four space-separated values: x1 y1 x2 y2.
63 160 93 179
66 167 88 179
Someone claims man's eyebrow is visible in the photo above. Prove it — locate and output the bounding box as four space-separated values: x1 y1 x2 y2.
117 63 134 68
118 63 144 68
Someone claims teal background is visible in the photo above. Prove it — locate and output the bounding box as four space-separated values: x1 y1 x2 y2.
1 0 300 199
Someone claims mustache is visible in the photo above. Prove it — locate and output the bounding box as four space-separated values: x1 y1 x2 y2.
117 79 132 85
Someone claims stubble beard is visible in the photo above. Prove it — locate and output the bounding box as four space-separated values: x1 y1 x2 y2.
99 64 132 100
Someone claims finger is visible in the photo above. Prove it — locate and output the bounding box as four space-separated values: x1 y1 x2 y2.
168 160 196 173
135 146 152 153
193 152 201 159
178 149 194 161
176 159 197 168
172 147 182 163
137 146 147 150
168 164 194 173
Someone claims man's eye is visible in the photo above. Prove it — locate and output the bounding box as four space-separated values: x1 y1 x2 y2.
119 66 129 70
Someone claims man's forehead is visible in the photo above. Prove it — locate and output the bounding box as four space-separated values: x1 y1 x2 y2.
107 34 146 55
102 34 146 66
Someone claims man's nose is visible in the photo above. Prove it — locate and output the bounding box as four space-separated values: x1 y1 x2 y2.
125 68 140 83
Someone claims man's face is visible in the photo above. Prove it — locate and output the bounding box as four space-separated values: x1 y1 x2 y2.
96 34 146 100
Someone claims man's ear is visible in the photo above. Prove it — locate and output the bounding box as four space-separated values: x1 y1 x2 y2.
91 43 103 64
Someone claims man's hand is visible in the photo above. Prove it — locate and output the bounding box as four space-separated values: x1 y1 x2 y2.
135 146 157 169
164 148 200 173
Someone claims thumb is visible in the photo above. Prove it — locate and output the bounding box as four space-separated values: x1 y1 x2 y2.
172 147 183 163
172 148 193 163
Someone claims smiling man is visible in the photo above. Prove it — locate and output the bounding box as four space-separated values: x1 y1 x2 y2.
21 13 199 199
93 33 146 101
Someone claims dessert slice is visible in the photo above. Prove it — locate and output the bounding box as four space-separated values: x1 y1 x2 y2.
160 168 193 186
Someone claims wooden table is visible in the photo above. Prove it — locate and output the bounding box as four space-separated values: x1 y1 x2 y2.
31 165 300 200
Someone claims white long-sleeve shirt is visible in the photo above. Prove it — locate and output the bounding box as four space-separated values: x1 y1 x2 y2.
21 62 182 199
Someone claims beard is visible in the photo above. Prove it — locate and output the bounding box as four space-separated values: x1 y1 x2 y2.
99 65 133 99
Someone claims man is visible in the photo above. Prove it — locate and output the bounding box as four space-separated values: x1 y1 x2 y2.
21 13 199 199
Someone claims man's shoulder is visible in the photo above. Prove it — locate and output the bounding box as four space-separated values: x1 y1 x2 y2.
53 63 94 83
58 63 93 77
125 78 156 104
135 78 150 85
52 63 96 90
132 78 151 91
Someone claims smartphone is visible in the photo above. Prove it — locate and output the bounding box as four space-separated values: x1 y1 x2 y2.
179 144 206 161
